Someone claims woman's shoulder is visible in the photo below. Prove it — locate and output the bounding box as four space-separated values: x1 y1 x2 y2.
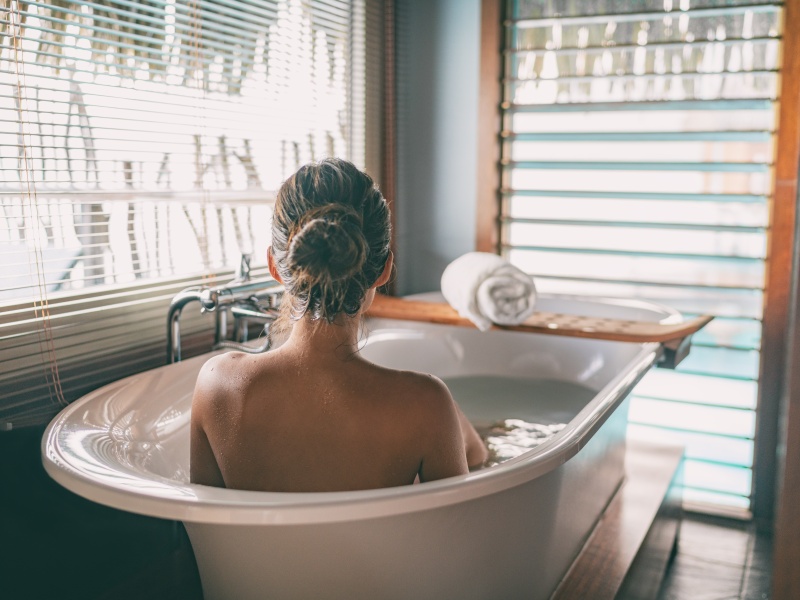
395 369 450 397
376 367 455 414
196 351 247 385
193 351 264 406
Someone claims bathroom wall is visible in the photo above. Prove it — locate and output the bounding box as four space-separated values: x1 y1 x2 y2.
394 0 481 295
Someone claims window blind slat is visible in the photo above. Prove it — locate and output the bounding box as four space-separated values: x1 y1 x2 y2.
506 245 765 261
1 91 348 123
688 316 762 351
90 0 280 34
531 274 762 292
24 0 352 40
510 4 780 31
532 279 764 319
506 70 779 84
8 3 350 52
1 266 271 319
0 310 214 373
628 423 754 468
506 217 767 232
628 397 756 438
507 99 774 112
505 131 773 142
502 189 767 203
505 36 778 54
508 250 765 290
15 4 269 45
505 161 771 172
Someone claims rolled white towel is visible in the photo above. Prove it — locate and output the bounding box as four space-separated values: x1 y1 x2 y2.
441 252 537 332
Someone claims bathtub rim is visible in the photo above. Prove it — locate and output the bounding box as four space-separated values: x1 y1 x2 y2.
41 336 659 525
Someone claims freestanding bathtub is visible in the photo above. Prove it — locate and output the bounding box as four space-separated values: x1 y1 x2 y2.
43 294 679 600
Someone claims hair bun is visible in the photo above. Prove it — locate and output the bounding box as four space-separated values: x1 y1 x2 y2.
287 206 368 285
271 158 391 323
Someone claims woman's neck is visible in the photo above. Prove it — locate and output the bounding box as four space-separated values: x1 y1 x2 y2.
282 312 362 362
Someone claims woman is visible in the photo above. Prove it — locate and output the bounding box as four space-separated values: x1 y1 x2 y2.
191 158 487 491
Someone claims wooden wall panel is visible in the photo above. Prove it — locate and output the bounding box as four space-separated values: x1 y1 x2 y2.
754 1 800 525
772 2 800 583
774 220 800 598
381 0 397 295
476 0 503 254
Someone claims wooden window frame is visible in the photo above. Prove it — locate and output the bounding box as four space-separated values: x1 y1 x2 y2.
476 0 504 255
771 1 800 597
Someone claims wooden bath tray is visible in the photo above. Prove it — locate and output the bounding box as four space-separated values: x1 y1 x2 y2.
366 294 712 345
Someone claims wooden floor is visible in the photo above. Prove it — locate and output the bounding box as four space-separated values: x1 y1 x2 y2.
657 514 773 600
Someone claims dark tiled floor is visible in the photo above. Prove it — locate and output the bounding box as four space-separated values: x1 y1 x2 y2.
658 514 773 600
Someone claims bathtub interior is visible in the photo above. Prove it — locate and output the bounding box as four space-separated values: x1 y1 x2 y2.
49 294 674 491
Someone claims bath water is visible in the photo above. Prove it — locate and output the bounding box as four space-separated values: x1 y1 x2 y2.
441 376 597 468
474 420 566 467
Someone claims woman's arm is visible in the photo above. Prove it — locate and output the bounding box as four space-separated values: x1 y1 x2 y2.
452 402 489 469
416 375 482 482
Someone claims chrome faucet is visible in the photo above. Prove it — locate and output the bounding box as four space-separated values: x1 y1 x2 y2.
166 254 283 363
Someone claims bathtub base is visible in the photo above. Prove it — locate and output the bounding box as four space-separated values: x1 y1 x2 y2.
185 439 681 600
94 441 682 600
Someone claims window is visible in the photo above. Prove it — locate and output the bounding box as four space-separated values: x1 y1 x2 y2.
0 0 371 428
501 0 783 515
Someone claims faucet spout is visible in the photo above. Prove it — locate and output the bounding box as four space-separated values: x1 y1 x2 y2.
166 276 283 364
167 288 205 364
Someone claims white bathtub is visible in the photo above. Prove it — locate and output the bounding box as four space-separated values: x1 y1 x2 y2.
43 294 678 600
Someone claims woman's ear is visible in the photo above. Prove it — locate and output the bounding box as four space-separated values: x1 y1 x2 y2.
267 247 283 284
372 251 394 289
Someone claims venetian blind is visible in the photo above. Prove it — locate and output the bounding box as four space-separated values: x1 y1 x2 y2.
0 0 365 428
501 0 782 515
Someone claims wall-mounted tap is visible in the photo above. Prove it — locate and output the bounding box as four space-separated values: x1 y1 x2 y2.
166 255 283 363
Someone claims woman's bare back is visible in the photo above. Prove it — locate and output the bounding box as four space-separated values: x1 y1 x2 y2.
190 344 472 492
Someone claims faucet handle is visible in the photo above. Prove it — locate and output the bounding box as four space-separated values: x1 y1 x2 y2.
236 253 252 282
